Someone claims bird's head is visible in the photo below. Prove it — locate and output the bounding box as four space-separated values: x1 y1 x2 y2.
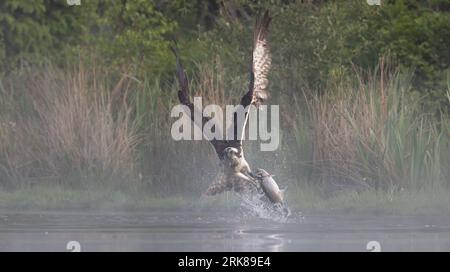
224 147 240 160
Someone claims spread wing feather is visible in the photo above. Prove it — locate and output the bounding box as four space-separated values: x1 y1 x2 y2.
171 45 228 158
233 11 272 153
171 11 272 160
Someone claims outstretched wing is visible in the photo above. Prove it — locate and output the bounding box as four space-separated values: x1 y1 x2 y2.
171 45 229 158
171 11 272 160
232 11 272 153
243 10 272 107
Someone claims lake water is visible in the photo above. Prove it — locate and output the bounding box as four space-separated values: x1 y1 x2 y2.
1 210 450 251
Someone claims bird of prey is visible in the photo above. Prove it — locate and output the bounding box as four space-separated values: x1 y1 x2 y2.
172 11 275 199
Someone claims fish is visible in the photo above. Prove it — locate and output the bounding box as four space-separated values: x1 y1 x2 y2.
256 169 285 204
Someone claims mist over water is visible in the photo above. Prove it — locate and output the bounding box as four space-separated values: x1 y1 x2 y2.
2 208 450 252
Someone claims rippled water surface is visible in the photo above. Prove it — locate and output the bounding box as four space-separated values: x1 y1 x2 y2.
2 210 450 251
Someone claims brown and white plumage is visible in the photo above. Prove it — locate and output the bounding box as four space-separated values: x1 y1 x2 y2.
247 10 272 107
234 10 272 151
172 11 272 195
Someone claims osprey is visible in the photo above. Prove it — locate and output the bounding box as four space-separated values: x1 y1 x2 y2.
172 11 280 202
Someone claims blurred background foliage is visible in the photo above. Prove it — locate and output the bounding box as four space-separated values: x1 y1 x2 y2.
1 0 449 91
0 0 448 195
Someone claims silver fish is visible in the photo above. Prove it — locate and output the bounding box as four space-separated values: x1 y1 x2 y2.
256 169 285 204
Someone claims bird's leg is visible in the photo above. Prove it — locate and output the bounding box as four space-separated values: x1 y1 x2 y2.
235 172 259 189
238 162 260 188
247 171 258 180
235 172 251 182
248 170 267 195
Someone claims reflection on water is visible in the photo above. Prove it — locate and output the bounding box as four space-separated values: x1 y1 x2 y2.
1 211 450 251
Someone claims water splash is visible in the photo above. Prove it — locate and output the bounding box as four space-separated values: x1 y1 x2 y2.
238 190 291 223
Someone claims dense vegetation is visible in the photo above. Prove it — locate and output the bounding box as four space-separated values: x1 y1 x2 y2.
0 0 449 210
